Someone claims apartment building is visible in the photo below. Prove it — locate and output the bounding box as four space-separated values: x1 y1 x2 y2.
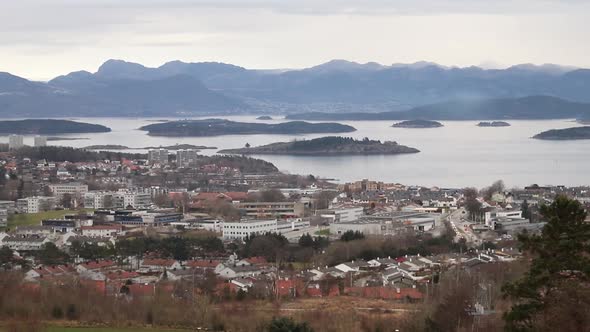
34 136 47 147
17 196 57 213
148 149 169 165
8 135 24 150
176 149 198 167
49 183 88 199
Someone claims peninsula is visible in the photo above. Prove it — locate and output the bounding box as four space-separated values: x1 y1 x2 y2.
392 120 443 128
139 119 356 137
477 121 511 127
218 136 419 156
0 119 111 135
533 126 590 140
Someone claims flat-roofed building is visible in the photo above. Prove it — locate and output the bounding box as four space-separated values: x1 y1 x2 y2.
235 201 305 219
222 219 278 240
8 135 24 150
34 136 47 147
148 149 168 165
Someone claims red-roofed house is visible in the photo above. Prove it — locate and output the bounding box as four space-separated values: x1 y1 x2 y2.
76 260 117 273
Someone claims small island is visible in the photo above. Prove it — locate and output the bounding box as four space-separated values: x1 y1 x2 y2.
0 119 111 135
218 136 420 156
83 145 129 150
391 120 443 128
533 126 590 140
477 121 511 127
139 119 356 137
256 116 273 120
142 144 217 150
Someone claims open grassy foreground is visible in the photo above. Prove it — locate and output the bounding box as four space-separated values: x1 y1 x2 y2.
46 328 188 332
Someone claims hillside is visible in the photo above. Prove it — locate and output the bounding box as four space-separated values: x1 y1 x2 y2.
533 126 590 140
218 136 419 155
0 119 111 134
139 119 356 137
287 96 590 121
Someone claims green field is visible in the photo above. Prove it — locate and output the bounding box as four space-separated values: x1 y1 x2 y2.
5 209 91 230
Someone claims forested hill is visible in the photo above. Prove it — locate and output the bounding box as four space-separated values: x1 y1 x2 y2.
218 136 420 155
286 96 590 121
0 119 111 134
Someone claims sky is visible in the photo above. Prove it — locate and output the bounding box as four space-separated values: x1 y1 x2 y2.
1 0 590 80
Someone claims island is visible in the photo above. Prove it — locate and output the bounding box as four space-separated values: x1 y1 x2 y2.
256 116 273 120
47 137 89 141
392 120 443 128
139 119 356 137
477 121 511 127
142 144 217 150
83 145 129 150
218 136 420 156
533 126 590 140
0 119 111 135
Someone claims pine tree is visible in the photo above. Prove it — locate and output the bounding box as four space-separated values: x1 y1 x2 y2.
502 195 590 331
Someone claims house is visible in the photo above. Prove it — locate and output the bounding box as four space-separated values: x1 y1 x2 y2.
25 265 77 281
216 264 265 279
76 260 117 273
185 259 221 270
2 235 50 251
334 260 370 273
140 259 182 272
80 225 123 237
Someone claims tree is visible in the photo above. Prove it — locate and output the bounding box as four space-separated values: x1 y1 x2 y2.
37 242 69 265
267 317 314 332
245 143 251 148
463 187 482 221
340 230 364 242
61 193 73 209
502 195 590 331
521 200 531 220
0 246 14 268
298 233 314 247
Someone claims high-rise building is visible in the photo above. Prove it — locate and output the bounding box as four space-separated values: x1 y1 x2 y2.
8 135 24 150
148 149 169 165
34 136 47 147
176 149 198 167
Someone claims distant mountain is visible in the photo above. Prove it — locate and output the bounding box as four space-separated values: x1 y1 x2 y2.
2 59 590 117
286 96 590 121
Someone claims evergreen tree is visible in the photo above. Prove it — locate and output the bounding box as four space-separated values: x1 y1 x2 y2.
503 195 590 331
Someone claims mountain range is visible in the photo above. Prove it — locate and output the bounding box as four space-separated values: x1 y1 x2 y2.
1 59 590 117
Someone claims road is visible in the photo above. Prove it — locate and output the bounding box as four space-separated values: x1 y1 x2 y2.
447 208 481 245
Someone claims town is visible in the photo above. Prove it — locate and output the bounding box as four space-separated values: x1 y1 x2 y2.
0 140 589 331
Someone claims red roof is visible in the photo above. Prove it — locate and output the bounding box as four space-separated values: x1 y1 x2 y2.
245 256 268 265
106 270 139 280
306 286 322 297
185 260 220 268
225 192 248 201
34 265 76 276
79 260 116 270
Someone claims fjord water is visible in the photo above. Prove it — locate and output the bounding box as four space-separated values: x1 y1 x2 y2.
3 116 588 188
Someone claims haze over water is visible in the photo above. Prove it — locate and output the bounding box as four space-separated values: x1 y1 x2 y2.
2 116 588 188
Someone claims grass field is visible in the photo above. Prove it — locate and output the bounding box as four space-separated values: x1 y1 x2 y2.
4 209 91 230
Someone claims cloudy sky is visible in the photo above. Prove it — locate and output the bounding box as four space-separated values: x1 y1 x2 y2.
1 0 589 80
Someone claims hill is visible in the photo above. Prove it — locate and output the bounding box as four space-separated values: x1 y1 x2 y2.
218 136 419 155
392 120 443 128
287 96 590 121
533 126 590 140
139 119 356 137
0 119 111 134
